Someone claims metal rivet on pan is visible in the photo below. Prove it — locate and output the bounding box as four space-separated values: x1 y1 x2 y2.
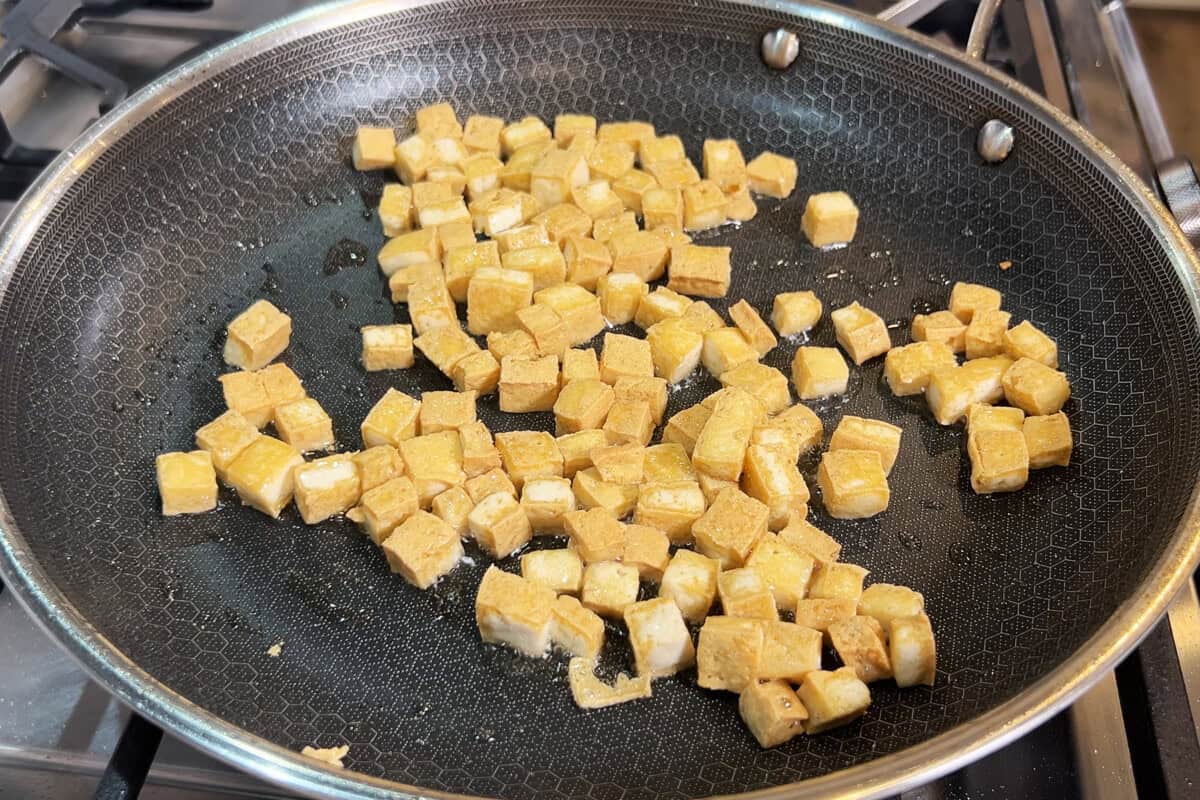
761 29 800 70
977 119 1014 163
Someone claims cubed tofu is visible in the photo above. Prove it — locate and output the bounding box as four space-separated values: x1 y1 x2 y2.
598 332 653 384
858 583 926 628
608 231 669 282
565 131 598 157
634 481 707 544
746 533 815 612
965 309 1012 360
719 303 774 360
567 657 650 708
293 454 360 524
663 403 712 456
520 476 577 533
792 346 849 399
635 286 693 330
218 371 272 429
702 327 759 378
829 416 903 475
682 179 729 231
417 197 470 229
648 158 702 191
808 561 869 603
718 567 778 620
817 450 888 519
831 301 890 365
800 191 859 247
426 164 467 195
602 399 655 446
407 276 458 335
521 546 584 594
966 403 1025 435
590 442 644 484
463 467 517 504
678 300 725 335
613 376 668 425
494 223 551 254
741 445 809 530
563 236 612 291
648 226 693 248
756 620 823 684
534 283 606 345
561 347 601 383
639 134 686 168
415 102 462 139
750 411 820 465
462 114 504 155
611 168 658 214
552 597 606 659
361 324 414 371
926 362 998 426
725 184 758 222
666 244 732 298
563 507 625 563
588 140 637 183
495 430 563 489
597 120 655 153
1004 320 1058 367
458 420 502 478
697 616 765 692
469 491 533 559
382 510 462 589
910 312 964 355
888 613 937 687
451 351 502 396
487 329 539 362
702 138 747 192
387 261 441 302
592 210 639 244
779 518 842 563
746 151 798 198
398 431 466 506
797 667 871 733
431 485 473 536
470 188 528 236
622 524 671 582
884 341 957 396
392 133 433 184
463 153 503 201
646 319 703 385
500 116 552 157
641 187 683 231
769 292 824 339
475 565 556 656
516 303 569 358
225 436 304 518
581 560 640 618
443 242 501 302
794 597 857 635
659 549 720 622
720 363 791 416
571 179 623 221
553 113 597 145
361 388 421 448
556 429 609 477
533 203 594 246
572 467 639 517
692 388 761 481
347 475 418 543
349 447 403 496
466 266 534 334
155 450 217 515
693 488 769 568
378 183 414 236
1002 357 1070 415
499 141 554 192
967 428 1029 494
739 680 809 748
351 126 396 170
273 398 334 453
644 442 696 482
530 149 590 209
195 410 260 479
553 378 614 433
949 281 1002 323
379 228 441 277
624 597 696 678
1024 412 1072 468
698 473 739 506
224 300 291 371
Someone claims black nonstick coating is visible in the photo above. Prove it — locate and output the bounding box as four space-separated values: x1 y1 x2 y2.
1 1 1199 797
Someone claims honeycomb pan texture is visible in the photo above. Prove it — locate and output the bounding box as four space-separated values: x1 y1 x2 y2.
1 1 1199 798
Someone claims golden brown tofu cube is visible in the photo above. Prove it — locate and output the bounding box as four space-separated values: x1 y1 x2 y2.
587 140 637 183
597 120 654 152
273 398 334 453
663 403 712 456
739 680 808 747
702 327 759 378
858 583 926 628
697 615 764 692
779 517 842 563
224 300 291 371
749 411 820 465
557 429 609 477
462 114 504 155
451 351 501 396
728 300 777 356
348 475 418 544
639 134 686 167
658 549 719 621
801 191 859 247
500 115 552 157
966 403 1025 434
426 164 467 196
463 467 516 504
702 139 747 192
553 598 606 659
646 319 703 385
1002 357 1070 415
469 188 528 237
458 420 501 478
443 242 501 302
831 301 890 365
521 547 584 595
682 179 729 231
889 613 937 687
534 283 606 345
642 187 683 231
533 202 594 246
218 370 273 429
381 509 462 589
623 524 671 582
724 184 758 222
520 476 577 534
808 561 869 603
378 183 414 237
912 310 967 353
590 442 644 484
463 153 503 200
567 657 651 708
570 179 623 221
387 261 441 302
406 275 458 335
398 431 466 507
361 388 421 448
741 445 809 530
496 430 563 490
415 101 462 139
794 597 857 635
499 141 554 193
719 363 790 416
466 266 534 335
926 356 1014 425
792 346 849 399
679 299 725 334
469 491 533 558
553 113 597 145
598 332 653 384
431 485 473 536
257 363 304 410
414 326 480 380
475 565 556 656
487 329 539 363
624 597 696 678
746 533 815 613
351 445 403 493
667 244 731 298
417 197 470 229
692 387 761 481
379 228 441 277
718 567 778 620
563 236 612 291
602 399 655 446
635 286 693 330
634 480 707 544
572 467 639 517
225 436 304 518
607 230 669 282
949 281 1002 323
884 341 957 396
611 168 658 214
392 133 433 184
967 428 1029 494
553 378 614 434
195 410 260 479
965 309 1011 360
693 488 769 568
499 354 560 413
770 290 822 337
494 223 551 254
1004 320 1058 367
516 303 569 358
293 454 360 525
648 225 693 248
156 450 217 515
817 450 889 519
829 416 903 475
1024 412 1072 468
746 151 798 198
613 376 668 425
647 158 702 191
698 473 739 506
352 125 396 170
581 560 640 618
361 324 414 372
592 210 639 243
797 667 871 733
561 347 601 383
531 149 590 209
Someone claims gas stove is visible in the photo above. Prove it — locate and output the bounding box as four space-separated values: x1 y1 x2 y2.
0 1 1197 798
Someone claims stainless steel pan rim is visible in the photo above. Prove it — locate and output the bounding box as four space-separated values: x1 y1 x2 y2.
0 1 1197 798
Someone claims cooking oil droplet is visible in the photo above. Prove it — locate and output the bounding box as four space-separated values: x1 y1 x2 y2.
898 532 922 551
323 239 368 275
329 290 349 309
948 542 971 564
911 298 936 315
886 318 905 330
302 191 320 207
111 400 125 413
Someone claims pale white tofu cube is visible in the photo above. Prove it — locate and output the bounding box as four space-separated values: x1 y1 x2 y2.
624 597 696 678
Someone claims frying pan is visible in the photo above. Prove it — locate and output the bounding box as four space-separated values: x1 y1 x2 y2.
1 1 1199 798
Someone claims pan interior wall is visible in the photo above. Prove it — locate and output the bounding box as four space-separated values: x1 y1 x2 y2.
0 1 1197 796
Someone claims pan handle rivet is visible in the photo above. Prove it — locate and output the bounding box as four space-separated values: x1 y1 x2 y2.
977 119 1014 163
761 29 800 70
